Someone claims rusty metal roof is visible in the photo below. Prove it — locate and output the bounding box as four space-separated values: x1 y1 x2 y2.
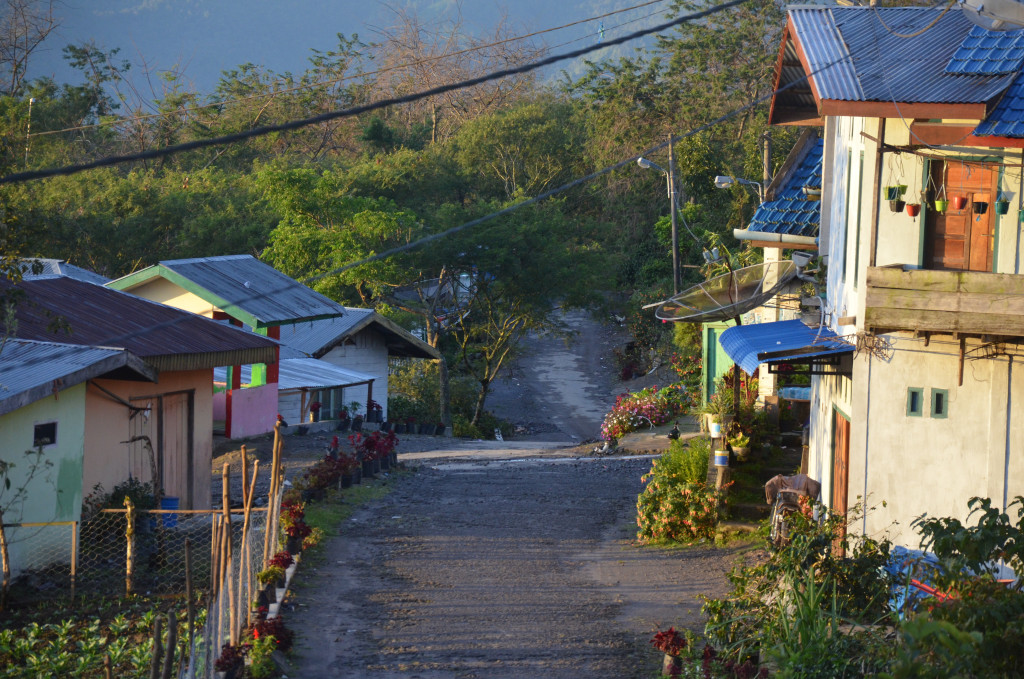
1 277 277 371
0 339 156 416
789 7 1016 103
108 255 344 328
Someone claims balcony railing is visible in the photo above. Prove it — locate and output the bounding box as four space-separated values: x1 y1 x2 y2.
864 267 1024 339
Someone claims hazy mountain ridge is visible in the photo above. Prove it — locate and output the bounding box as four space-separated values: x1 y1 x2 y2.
30 0 667 96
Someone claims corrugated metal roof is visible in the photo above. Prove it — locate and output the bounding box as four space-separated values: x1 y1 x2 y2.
720 320 852 375
278 309 440 360
975 71 1024 136
21 259 110 286
0 339 155 416
791 7 1016 103
127 255 343 327
1 277 277 369
946 24 1024 75
214 358 376 391
277 309 374 356
748 138 823 237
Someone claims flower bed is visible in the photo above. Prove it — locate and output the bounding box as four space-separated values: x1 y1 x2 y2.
600 383 692 442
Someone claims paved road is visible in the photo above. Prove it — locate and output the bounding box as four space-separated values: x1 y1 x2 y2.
286 448 743 679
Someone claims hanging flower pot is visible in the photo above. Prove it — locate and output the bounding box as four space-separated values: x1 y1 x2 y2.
884 186 904 201
906 203 921 217
995 199 1010 215
973 201 988 215
889 200 906 213
951 196 968 210
933 199 948 212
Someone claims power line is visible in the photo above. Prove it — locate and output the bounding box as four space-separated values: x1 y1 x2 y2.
27 0 672 140
4 52 850 374
0 0 745 186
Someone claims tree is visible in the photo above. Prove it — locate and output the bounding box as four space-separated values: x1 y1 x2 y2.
0 0 57 96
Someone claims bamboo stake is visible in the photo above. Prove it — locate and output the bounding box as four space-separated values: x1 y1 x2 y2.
240 444 249 511
185 538 195 660
221 463 237 647
222 517 235 646
210 516 221 599
124 497 135 595
263 421 283 567
103 654 112 679
70 520 78 601
149 615 163 679
0 507 10 610
239 461 259 628
161 611 177 679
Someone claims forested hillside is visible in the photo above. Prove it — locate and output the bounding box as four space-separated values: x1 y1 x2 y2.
0 0 798 430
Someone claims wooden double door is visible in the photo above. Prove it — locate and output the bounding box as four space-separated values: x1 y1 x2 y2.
925 161 995 272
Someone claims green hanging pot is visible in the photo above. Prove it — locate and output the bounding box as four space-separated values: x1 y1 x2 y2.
933 199 948 213
995 200 1010 215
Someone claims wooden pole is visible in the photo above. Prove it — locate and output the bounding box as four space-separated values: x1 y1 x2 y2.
124 497 135 595
210 516 221 599
161 611 177 679
149 615 163 679
221 463 237 647
0 507 10 609
103 654 112 679
240 444 249 511
70 520 78 601
185 538 195 658
263 421 283 567
239 461 259 628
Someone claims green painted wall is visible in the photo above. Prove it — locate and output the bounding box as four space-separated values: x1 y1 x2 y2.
0 383 87 575
702 321 736 404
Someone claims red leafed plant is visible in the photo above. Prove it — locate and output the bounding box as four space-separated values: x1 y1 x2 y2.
349 430 398 461
268 551 294 569
285 521 312 539
650 626 687 656
214 643 246 671
252 615 294 651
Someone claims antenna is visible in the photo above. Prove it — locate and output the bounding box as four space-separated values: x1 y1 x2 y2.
650 260 798 323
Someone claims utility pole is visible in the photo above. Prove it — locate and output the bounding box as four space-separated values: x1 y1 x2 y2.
667 134 681 295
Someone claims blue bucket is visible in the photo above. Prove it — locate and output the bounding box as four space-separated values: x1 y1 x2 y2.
160 496 179 528
714 450 729 467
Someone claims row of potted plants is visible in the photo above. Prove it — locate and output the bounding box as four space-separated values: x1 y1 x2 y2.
884 183 1013 216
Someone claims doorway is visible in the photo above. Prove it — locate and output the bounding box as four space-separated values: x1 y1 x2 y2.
925 161 995 272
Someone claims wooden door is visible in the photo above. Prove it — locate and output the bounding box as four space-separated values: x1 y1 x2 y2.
925 161 995 272
831 411 850 515
832 411 850 555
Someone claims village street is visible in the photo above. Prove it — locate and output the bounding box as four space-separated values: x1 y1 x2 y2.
279 312 744 678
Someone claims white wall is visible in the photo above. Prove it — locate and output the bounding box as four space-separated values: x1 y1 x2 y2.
320 328 391 420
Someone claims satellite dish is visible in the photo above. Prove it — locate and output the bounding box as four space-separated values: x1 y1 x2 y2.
960 0 1024 30
653 260 797 323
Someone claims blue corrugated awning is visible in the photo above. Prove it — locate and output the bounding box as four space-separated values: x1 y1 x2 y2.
719 320 853 375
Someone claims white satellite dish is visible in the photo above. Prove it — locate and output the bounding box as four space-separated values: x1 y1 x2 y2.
653 260 797 323
960 0 1024 30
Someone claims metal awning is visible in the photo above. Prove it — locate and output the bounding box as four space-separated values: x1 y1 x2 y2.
720 320 853 375
214 358 376 391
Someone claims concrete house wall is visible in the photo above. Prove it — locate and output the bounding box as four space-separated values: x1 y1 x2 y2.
808 113 1024 548
320 327 391 420
0 383 87 575
85 370 214 510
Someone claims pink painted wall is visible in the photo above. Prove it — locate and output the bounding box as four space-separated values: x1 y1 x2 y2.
213 388 226 420
228 383 278 439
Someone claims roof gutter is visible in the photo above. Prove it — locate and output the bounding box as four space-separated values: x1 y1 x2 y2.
733 229 819 246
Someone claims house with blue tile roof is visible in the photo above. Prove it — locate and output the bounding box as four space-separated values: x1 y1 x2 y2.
729 6 1024 551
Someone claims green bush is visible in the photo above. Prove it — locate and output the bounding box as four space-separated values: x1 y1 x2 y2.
660 436 710 485
635 439 724 543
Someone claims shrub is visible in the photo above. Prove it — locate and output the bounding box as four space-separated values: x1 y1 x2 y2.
636 479 728 543
600 383 692 441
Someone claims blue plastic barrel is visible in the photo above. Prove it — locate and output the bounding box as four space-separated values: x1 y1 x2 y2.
160 496 179 528
714 450 729 467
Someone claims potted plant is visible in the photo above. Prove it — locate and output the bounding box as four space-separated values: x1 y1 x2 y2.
701 384 734 437
995 195 1011 215
729 433 751 462
884 184 907 201
258 565 286 588
973 199 989 214
650 627 687 677
951 195 968 210
336 407 351 431
906 203 921 217
214 643 246 679
889 199 905 213
308 400 322 422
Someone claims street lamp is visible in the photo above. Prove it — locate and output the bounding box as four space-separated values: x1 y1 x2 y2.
714 174 764 203
637 139 681 294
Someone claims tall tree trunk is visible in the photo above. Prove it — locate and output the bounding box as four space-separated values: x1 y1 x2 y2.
471 381 490 428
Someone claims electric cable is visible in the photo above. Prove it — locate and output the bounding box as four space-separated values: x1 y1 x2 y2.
0 0 746 186
26 0 673 140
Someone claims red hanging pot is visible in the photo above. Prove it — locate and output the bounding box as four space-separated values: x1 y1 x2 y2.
951 196 968 210
906 203 921 217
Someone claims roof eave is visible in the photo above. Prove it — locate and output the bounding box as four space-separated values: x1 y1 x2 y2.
145 346 277 372
819 100 990 120
0 351 157 417
311 313 440 361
